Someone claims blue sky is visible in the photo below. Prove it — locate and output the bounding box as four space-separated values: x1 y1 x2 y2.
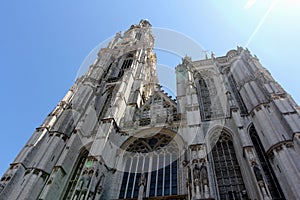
0 0 299 176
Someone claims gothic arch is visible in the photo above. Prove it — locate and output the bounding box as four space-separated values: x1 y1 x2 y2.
248 124 285 199
194 72 225 121
118 128 185 199
62 146 90 199
206 125 234 149
207 127 247 200
120 127 185 152
225 49 238 59
194 70 216 80
117 53 134 77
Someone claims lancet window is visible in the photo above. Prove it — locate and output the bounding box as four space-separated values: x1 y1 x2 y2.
228 75 248 115
211 132 247 200
139 106 151 126
135 32 142 40
118 54 134 77
249 125 285 199
99 88 113 120
62 149 89 200
196 76 224 121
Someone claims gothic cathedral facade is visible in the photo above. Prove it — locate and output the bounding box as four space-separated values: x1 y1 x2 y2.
1 20 300 200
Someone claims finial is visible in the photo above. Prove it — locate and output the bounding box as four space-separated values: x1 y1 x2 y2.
139 19 152 27
211 51 215 59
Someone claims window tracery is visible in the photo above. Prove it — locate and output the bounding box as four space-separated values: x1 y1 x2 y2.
139 106 150 126
135 32 142 40
119 133 179 199
249 125 285 199
118 54 134 77
228 75 248 115
196 75 224 121
211 132 247 200
99 87 114 120
63 149 89 200
137 93 178 127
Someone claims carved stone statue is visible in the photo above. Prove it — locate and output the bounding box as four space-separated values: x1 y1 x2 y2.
134 119 139 128
182 56 192 67
193 164 200 180
200 163 208 184
252 162 264 182
226 91 235 107
211 51 215 59
167 109 173 124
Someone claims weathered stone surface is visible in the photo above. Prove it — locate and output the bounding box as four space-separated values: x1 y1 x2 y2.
1 21 299 200
51 109 81 137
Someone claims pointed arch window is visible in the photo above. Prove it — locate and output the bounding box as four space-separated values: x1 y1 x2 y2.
198 78 212 120
118 54 134 77
62 149 89 200
99 87 114 120
135 32 142 40
249 125 285 199
196 76 224 121
228 75 248 115
119 133 179 199
211 132 247 200
103 62 113 80
139 106 150 126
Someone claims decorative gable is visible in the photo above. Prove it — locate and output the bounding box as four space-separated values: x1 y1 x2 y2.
135 87 179 126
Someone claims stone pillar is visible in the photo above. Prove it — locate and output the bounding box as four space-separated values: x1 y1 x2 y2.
186 178 191 200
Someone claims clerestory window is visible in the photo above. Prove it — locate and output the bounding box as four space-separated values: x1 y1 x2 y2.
196 77 224 121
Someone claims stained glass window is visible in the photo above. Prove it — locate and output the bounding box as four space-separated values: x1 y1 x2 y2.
119 133 179 199
211 132 246 200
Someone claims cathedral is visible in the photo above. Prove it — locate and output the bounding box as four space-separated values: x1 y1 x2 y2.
1 20 300 200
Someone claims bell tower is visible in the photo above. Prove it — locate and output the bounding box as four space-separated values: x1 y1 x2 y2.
0 19 158 200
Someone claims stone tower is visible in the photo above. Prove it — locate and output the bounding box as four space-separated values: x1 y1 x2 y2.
1 20 300 200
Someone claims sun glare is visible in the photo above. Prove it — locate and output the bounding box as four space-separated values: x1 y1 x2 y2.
244 0 257 9
278 0 300 6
